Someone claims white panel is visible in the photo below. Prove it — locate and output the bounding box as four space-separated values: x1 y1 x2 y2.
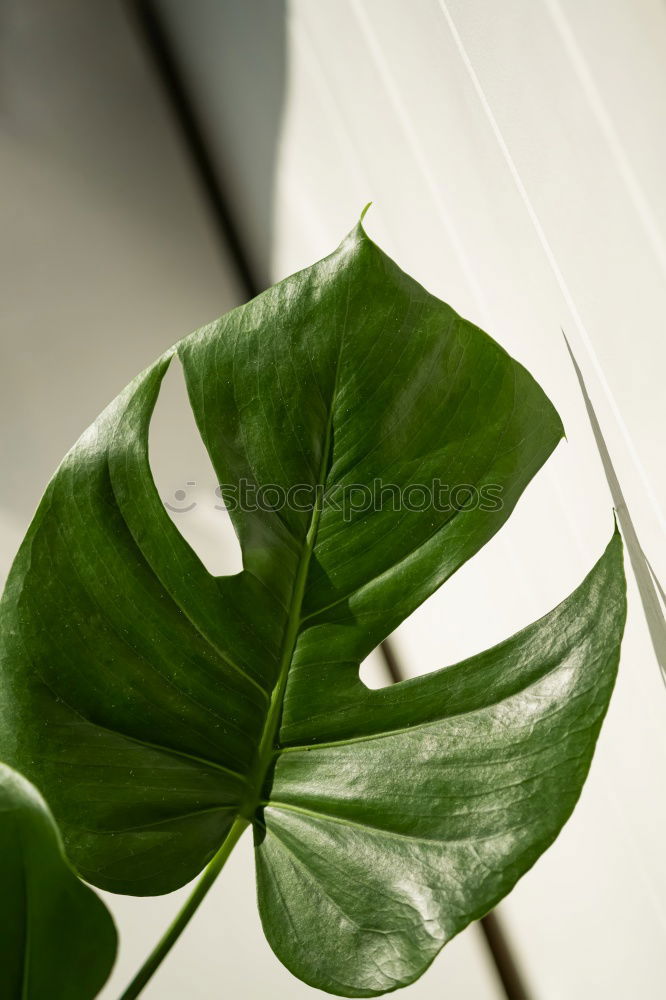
154 0 666 992
266 1 666 996
440 0 665 565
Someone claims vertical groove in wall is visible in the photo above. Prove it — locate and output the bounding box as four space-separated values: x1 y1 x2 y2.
477 911 533 1000
123 0 261 299
125 3 533 997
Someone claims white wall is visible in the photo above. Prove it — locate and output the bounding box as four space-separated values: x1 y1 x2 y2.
159 1 666 997
2 0 665 997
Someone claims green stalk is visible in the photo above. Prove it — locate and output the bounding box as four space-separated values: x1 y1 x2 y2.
117 816 249 1000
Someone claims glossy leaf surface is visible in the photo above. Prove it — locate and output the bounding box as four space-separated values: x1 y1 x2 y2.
0 220 626 995
0 763 116 999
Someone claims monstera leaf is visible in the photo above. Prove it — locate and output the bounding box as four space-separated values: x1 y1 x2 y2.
0 217 625 996
0 762 116 999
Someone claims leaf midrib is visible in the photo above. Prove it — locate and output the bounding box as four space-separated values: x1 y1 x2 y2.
240 332 346 820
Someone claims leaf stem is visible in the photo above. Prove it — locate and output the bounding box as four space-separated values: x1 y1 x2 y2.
117 815 249 1000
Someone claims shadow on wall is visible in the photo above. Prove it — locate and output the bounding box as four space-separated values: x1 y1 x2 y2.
0 0 240 546
153 0 288 292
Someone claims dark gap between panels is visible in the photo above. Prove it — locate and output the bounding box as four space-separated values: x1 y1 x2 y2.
123 0 261 300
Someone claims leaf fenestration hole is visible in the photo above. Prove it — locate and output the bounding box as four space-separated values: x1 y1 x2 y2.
359 647 393 690
148 356 243 577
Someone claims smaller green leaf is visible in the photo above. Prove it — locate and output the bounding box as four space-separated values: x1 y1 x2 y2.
0 762 117 1000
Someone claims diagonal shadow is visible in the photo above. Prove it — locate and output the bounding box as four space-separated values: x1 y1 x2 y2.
125 0 287 296
563 332 666 686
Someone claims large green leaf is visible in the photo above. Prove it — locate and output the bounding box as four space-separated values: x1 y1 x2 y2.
0 762 117 998
0 219 626 995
